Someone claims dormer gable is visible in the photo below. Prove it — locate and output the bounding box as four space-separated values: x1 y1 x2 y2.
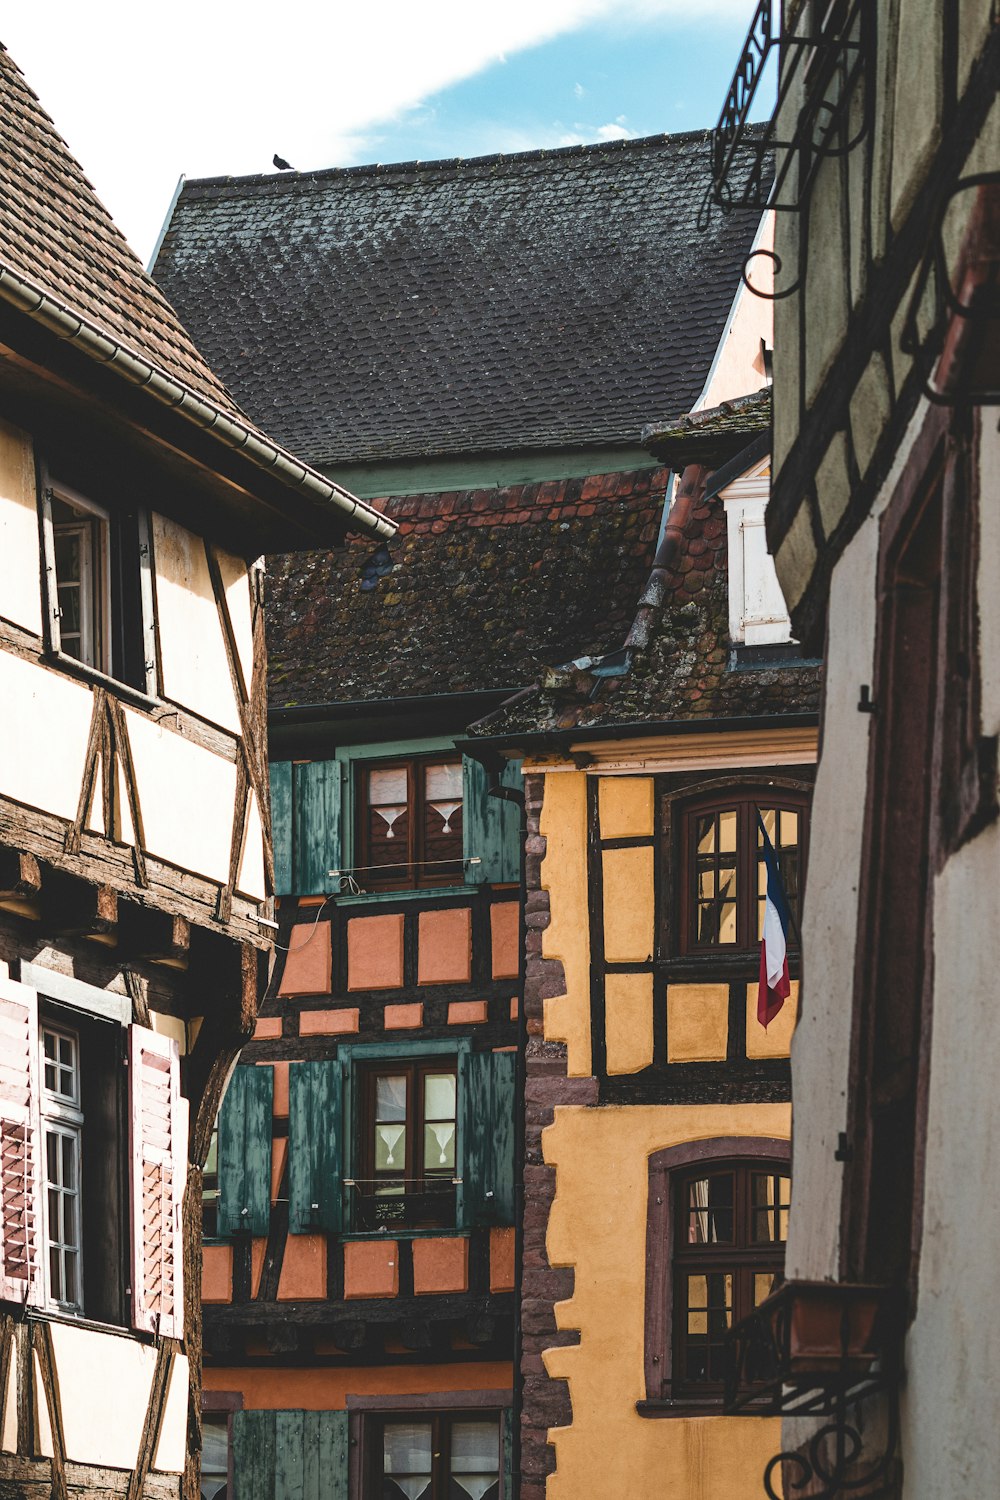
719 453 792 647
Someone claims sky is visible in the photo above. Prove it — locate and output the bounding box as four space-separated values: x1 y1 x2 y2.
2 0 765 264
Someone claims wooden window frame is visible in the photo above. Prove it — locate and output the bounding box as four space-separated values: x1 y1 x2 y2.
39 469 158 701
640 1137 790 1415
677 789 810 958
361 1407 504 1500
38 1020 85 1312
355 756 465 891
201 1390 242 1500
354 1057 458 1231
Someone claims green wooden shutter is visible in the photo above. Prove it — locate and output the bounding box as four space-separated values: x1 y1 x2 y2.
463 756 522 885
293 759 342 897
503 1407 513 1496
231 1409 348 1500
459 1049 516 1227
288 1060 343 1233
270 761 293 896
217 1064 273 1237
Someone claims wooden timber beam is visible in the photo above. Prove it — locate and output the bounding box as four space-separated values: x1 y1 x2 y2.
118 903 191 970
0 849 41 920
40 871 118 944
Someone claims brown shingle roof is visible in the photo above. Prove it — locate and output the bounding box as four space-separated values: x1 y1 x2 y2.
0 42 242 415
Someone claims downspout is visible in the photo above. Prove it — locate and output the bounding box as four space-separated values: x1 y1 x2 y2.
487 766 527 1499
0 264 396 541
625 461 711 650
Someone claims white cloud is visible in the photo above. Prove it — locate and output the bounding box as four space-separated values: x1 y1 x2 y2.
596 120 636 141
2 0 750 258
574 81 586 98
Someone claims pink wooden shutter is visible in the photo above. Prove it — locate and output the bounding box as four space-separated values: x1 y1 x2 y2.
0 976 42 1307
129 1026 188 1338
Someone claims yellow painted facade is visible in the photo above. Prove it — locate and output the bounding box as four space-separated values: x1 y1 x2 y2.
539 770 592 1077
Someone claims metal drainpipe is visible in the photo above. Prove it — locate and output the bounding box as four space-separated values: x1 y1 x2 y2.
487 768 527 1499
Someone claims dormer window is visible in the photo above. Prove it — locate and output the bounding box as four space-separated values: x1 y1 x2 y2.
40 476 154 695
720 456 792 646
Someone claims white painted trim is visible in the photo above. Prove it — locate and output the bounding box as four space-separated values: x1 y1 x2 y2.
522 725 818 776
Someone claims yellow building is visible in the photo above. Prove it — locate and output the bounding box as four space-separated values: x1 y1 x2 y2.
470 386 819 1498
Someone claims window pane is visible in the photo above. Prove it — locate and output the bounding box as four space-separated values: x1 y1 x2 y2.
751 1172 791 1242
450 1419 500 1500
423 761 463 879
719 811 737 852
424 1073 456 1121
201 1418 229 1500
375 1124 406 1172
686 1173 734 1244
755 1271 781 1306
425 762 463 802
423 1121 455 1173
376 1076 408 1122
684 1271 732 1382
370 767 409 806
697 815 715 854
383 1421 432 1500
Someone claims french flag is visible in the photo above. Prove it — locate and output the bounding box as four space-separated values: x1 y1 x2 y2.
757 812 792 1028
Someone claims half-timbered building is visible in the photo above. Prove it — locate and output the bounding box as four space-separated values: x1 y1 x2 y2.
467 263 821 1497
711 3 1000 1497
150 131 769 1499
0 43 391 1500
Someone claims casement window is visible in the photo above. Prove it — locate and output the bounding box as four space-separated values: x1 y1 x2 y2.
721 461 793 647
357 758 465 889
269 754 522 898
200 1417 230 1500
680 792 808 954
40 478 154 695
0 975 186 1337
672 1161 788 1393
355 1059 458 1231
373 1413 502 1500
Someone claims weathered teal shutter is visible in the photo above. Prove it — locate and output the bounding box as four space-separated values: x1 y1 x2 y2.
463 756 522 885
217 1065 273 1237
503 1407 513 1494
293 759 342 897
459 1050 516 1227
270 762 293 896
288 1060 343 1233
232 1410 348 1500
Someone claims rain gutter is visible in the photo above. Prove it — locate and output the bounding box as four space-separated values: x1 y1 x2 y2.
0 263 396 541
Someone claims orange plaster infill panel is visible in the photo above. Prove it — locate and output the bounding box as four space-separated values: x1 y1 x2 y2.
447 1000 488 1025
417 907 472 985
203 1362 514 1410
271 1137 288 1204
412 1236 469 1295
509 996 519 1021
202 1243 233 1303
490 901 520 980
272 1060 290 1117
299 1008 360 1036
348 913 404 990
278 1233 327 1300
489 1228 515 1293
344 1240 399 1299
251 1238 267 1298
253 1015 282 1039
384 1002 423 1030
278 920 333 997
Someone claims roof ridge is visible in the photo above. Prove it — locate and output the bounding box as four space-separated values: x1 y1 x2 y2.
175 125 754 199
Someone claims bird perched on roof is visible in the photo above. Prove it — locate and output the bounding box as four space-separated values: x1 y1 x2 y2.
273 153 294 171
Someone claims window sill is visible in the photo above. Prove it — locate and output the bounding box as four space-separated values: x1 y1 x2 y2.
43 647 159 713
27 1307 152 1343
339 1228 470 1242
636 1398 732 1419
333 885 480 906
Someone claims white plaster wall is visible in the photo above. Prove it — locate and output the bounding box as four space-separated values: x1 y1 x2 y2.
0 652 93 822
695 213 773 411
125 708 236 886
220 548 254 697
152 1353 189 1474
41 1323 156 1469
902 818 1000 1495
784 508 879 1280
0 419 43 636
236 786 266 901
151 513 240 735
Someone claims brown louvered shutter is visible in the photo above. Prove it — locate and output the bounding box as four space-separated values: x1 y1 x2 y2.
129 1026 187 1337
0 977 42 1306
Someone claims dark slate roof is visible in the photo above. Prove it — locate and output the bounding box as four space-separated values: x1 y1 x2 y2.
472 427 820 740
266 468 664 709
644 387 772 468
151 132 767 469
0 43 243 415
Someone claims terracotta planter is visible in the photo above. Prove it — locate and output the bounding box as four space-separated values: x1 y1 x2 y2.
788 1286 881 1375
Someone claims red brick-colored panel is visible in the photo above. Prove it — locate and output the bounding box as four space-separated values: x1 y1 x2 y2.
272 1061 290 1117
490 901 520 980
413 1236 469 1295
278 920 333 997
417 907 472 985
299 1008 360 1036
348 913 404 990
202 1244 233 1303
278 1233 327 1300
253 1015 282 1039
344 1240 399 1299
384 1002 423 1030
251 1238 267 1298
447 1000 488 1025
490 1227 515 1292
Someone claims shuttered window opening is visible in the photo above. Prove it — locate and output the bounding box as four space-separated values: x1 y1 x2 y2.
270 754 522 898
0 978 43 1306
129 1026 187 1338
